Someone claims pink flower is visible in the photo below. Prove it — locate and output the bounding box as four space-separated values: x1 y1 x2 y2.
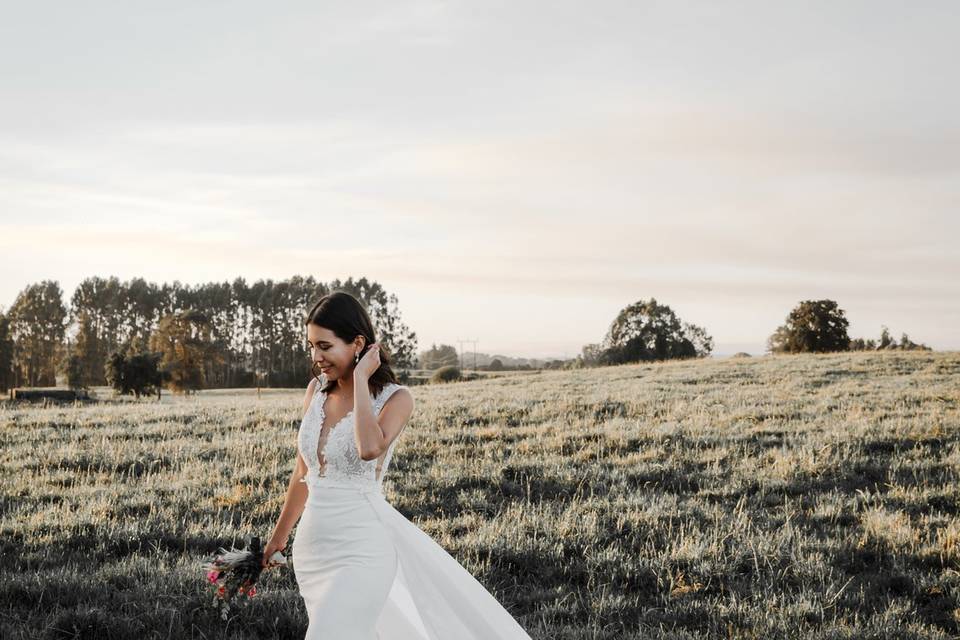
207 570 220 583
248 586 257 597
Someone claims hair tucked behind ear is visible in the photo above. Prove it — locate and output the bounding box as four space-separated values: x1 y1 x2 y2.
304 291 399 397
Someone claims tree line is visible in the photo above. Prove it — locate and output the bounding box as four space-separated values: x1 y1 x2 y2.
575 297 929 368
765 299 931 354
0 276 417 394
0 284 933 398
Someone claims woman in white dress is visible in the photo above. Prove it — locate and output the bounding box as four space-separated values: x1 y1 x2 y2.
263 291 533 639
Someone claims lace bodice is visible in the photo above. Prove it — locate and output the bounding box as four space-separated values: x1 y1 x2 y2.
297 379 407 493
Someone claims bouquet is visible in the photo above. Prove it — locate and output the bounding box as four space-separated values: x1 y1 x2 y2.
201 536 287 620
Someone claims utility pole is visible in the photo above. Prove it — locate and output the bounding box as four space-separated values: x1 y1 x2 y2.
456 339 478 371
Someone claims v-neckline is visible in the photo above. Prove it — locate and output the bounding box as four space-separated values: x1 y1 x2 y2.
319 389 354 433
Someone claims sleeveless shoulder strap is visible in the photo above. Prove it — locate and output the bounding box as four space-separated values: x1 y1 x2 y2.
373 383 408 483
373 383 404 415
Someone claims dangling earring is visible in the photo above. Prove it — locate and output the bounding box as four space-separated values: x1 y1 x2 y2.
354 351 360 364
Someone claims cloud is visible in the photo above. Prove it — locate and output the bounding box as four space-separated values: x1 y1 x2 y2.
2 0 959 354
4 105 957 306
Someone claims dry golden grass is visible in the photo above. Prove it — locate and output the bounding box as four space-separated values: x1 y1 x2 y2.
1 350 959 639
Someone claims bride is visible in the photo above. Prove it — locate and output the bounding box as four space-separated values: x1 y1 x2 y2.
263 291 533 639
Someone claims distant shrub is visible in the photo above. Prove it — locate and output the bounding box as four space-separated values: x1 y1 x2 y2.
66 353 87 389
850 326 931 351
768 300 850 354
732 352 752 358
430 365 461 383
105 350 164 399
598 297 713 364
848 338 877 350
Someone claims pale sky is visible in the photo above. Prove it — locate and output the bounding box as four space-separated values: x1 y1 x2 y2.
1 1 958 358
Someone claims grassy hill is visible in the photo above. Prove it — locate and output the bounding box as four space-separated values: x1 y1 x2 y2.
2 351 958 639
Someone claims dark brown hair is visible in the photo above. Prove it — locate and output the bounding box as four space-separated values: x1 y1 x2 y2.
304 291 399 397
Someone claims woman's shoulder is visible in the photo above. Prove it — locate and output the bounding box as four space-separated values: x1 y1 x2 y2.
380 383 413 408
376 381 410 401
302 377 322 415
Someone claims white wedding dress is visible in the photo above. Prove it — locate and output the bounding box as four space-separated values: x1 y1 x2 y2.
291 379 533 640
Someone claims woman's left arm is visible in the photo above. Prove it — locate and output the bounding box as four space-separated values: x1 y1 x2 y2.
353 343 415 461
354 386 414 461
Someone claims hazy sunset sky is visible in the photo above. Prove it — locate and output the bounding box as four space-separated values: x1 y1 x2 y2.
1 1 958 358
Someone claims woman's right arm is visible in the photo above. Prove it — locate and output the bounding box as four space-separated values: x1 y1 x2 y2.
263 378 317 567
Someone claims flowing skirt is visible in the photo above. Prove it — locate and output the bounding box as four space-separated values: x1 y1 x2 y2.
291 477 532 640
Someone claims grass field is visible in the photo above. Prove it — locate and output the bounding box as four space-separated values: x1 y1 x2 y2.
2 351 959 639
